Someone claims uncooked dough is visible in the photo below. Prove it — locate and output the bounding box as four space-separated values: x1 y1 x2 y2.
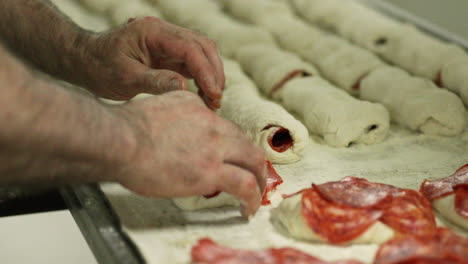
109 0 163 26
271 192 395 244
235 44 318 96
433 194 468 230
279 76 390 147
173 193 240 211
360 67 466 136
441 58 468 106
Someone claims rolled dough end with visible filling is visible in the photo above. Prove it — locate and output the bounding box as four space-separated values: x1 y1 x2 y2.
360 67 466 136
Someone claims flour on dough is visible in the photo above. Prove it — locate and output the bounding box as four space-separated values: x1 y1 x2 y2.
173 193 240 211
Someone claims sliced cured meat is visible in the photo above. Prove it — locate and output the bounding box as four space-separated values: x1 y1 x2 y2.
315 177 436 236
374 227 468 264
302 188 384 244
273 177 436 245
314 176 395 208
454 184 468 218
262 161 284 205
263 126 294 153
379 189 436 236
420 164 468 228
420 163 468 201
191 238 364 264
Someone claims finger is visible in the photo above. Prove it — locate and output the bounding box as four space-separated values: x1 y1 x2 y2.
216 164 262 219
222 138 267 194
146 24 222 100
200 39 225 92
138 69 188 95
198 84 220 110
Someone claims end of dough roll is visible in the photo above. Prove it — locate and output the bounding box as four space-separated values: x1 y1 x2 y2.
280 76 390 147
173 193 240 211
361 67 467 136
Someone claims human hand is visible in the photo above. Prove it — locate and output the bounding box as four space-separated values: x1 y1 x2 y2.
114 91 266 218
82 17 224 109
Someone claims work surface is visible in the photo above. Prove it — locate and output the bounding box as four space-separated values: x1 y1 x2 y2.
101 126 468 264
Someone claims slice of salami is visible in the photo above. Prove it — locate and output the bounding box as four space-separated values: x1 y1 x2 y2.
262 161 284 205
301 188 383 244
314 176 395 208
203 161 283 205
374 227 468 264
379 189 436 237
191 238 364 264
454 184 468 219
420 163 468 201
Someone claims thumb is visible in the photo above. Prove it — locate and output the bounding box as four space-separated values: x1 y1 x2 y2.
138 69 188 95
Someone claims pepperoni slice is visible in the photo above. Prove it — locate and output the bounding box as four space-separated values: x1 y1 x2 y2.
301 188 383 244
263 125 294 153
314 177 395 208
434 71 443 88
380 189 436 237
454 184 468 219
191 238 364 264
204 161 283 206
374 227 468 264
262 161 283 205
420 164 468 201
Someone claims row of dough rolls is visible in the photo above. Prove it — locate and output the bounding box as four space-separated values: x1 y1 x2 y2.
288 0 468 106
235 44 390 147
223 0 467 136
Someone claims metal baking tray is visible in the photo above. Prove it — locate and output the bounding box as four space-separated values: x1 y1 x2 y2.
60 185 144 264
61 2 468 264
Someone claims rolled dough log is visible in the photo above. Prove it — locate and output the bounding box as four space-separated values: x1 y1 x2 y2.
109 0 163 26
173 192 240 211
225 0 384 94
440 58 468 106
235 44 318 96
155 0 221 27
271 192 395 244
360 67 467 136
220 59 310 164
279 76 390 147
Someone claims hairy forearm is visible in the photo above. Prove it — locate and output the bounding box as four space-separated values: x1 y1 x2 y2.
0 0 98 88
0 44 136 186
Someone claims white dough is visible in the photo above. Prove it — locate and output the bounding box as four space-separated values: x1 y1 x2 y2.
173 193 240 211
279 76 390 147
235 44 318 96
156 0 221 26
109 0 163 26
272 192 395 244
51 0 110 31
360 67 467 136
225 0 384 94
433 194 468 230
223 0 293 25
441 58 468 106
289 0 468 83
78 0 118 14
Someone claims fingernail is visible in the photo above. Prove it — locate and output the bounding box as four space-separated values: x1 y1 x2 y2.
169 79 181 90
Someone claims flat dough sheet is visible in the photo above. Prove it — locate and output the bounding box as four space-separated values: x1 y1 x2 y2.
100 125 468 264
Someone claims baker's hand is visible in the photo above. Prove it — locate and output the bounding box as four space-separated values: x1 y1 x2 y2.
115 91 266 218
83 17 224 109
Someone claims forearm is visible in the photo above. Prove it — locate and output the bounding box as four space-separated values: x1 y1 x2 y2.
0 44 136 186
0 0 98 88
